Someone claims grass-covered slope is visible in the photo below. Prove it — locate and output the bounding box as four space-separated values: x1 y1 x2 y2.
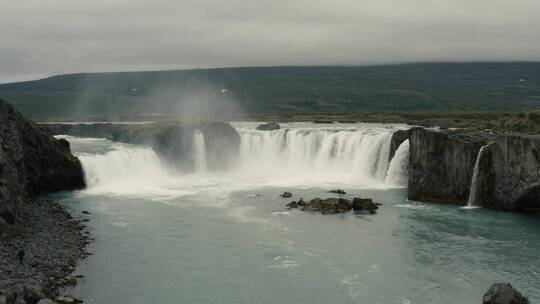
0 62 539 119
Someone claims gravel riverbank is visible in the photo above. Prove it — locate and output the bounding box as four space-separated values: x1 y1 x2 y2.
0 198 90 302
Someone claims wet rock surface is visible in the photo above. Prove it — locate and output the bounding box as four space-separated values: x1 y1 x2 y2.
255 122 280 131
483 283 529 304
478 135 540 211
407 127 494 205
287 197 379 214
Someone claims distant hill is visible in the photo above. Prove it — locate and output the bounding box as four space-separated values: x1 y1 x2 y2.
0 62 539 119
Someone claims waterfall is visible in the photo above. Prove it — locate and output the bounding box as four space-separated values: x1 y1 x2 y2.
235 126 396 185
68 124 408 190
76 142 168 190
192 130 207 172
466 144 489 208
385 140 410 186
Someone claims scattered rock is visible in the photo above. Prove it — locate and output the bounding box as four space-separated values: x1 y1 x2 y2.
483 283 529 304
328 189 346 195
280 192 293 198
37 299 57 304
59 276 77 286
256 122 280 131
23 279 47 303
287 197 379 215
352 198 379 214
286 201 298 208
287 197 351 214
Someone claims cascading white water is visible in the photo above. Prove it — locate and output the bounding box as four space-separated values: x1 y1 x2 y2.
192 130 208 172
76 142 169 192
235 126 397 185
384 140 410 187
466 144 489 208
66 123 409 193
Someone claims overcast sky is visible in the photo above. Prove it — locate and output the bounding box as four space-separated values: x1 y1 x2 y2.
1 0 539 83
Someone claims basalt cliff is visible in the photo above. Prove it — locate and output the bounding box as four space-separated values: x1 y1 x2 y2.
403 127 540 212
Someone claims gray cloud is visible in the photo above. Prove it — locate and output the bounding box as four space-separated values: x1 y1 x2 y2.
1 0 539 83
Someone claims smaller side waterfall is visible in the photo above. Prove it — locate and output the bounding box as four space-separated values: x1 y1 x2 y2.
466 144 489 208
192 130 208 172
384 140 410 186
77 144 166 188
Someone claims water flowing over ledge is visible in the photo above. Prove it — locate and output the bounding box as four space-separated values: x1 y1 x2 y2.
64 123 412 194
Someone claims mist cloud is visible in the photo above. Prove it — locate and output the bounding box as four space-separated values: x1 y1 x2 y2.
1 0 539 82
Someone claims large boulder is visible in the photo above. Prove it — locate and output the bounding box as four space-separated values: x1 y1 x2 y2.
255 122 280 131
351 198 379 213
483 283 529 304
0 99 85 225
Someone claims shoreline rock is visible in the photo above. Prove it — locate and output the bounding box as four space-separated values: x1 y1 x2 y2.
0 199 90 303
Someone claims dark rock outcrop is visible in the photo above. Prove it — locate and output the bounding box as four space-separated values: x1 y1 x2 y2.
201 122 241 170
287 197 378 214
0 99 85 225
328 189 346 195
407 128 493 205
280 192 292 198
407 127 540 211
255 122 280 131
477 135 540 211
483 283 529 304
44 121 241 171
351 198 379 213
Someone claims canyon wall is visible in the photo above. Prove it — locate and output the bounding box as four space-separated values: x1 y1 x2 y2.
478 135 540 211
0 99 85 225
407 128 492 204
406 127 540 211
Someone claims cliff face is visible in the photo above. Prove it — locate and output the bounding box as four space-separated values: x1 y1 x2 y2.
478 135 540 211
45 121 241 171
0 99 85 225
407 128 493 205
406 127 540 211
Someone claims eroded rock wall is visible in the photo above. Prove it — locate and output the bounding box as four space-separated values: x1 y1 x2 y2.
0 99 85 225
